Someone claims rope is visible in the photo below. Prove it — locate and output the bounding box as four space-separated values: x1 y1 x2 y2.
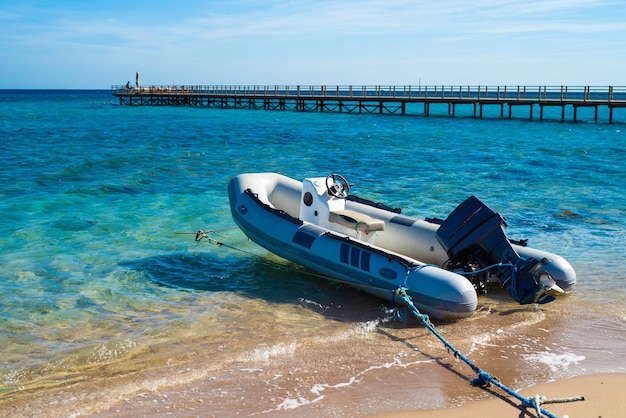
540 396 586 405
390 264 438 307
452 261 514 276
176 228 265 258
395 286 584 418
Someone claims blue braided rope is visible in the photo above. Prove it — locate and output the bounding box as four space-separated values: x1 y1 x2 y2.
452 261 515 276
392 264 438 308
450 260 523 301
395 287 560 418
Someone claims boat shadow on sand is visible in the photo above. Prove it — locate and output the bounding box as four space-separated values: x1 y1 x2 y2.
123 251 396 323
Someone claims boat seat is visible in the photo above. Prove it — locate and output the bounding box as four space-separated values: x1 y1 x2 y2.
329 210 385 233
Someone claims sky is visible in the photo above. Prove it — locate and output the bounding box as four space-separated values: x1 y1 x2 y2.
0 0 624 89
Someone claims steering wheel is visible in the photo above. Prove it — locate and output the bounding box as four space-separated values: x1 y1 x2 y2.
325 173 351 198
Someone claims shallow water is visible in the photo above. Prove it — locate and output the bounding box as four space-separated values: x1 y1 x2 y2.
0 90 625 416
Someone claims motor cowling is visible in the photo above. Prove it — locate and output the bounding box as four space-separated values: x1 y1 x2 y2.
435 196 555 304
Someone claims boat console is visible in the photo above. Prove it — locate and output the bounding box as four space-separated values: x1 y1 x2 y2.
299 174 384 243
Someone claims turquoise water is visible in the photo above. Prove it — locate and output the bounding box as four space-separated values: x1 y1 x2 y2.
1 90 625 416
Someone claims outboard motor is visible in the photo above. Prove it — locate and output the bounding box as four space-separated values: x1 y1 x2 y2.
435 196 556 304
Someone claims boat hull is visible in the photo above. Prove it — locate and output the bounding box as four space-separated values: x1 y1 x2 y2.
227 172 576 319
228 173 477 319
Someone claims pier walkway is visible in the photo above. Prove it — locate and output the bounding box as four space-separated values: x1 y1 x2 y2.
111 85 626 123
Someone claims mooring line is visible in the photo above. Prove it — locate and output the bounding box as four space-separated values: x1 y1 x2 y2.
395 286 584 418
175 228 259 254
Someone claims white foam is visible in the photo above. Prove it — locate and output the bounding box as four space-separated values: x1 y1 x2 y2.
312 319 380 345
277 394 324 410
298 297 324 309
237 341 297 362
353 319 379 334
523 351 586 372
465 310 547 355
270 354 433 412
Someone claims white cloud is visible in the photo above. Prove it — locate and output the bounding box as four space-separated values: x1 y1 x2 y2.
1 0 625 87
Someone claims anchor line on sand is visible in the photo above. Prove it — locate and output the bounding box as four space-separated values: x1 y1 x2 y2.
395 286 584 418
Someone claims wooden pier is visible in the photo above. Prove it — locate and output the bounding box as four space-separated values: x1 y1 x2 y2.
111 85 626 123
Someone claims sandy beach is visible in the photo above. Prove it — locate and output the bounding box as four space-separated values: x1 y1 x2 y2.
374 373 626 418
77 372 626 417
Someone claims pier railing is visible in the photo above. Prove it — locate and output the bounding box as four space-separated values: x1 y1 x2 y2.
111 84 626 102
111 84 626 123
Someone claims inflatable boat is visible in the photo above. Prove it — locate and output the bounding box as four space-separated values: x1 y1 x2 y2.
227 173 576 320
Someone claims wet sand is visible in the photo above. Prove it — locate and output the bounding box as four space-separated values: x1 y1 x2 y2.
374 373 626 418
88 373 626 417
72 372 626 417
2 291 624 417
85 301 624 418
3 281 624 418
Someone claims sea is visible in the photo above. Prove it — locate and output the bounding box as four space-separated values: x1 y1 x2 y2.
1 89 625 417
